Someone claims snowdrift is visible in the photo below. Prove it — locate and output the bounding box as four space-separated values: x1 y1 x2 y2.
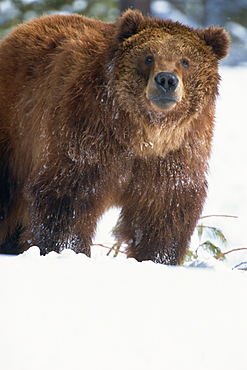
0 246 246 370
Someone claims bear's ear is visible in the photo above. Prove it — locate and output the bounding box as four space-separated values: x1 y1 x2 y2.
197 27 230 60
116 9 145 43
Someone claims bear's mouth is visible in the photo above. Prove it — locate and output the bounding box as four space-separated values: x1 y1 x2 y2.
148 95 180 110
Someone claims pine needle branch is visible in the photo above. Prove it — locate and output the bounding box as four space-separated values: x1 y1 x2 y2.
196 224 228 245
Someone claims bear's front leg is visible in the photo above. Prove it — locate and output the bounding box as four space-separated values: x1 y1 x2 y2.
22 194 96 256
115 157 207 265
115 206 189 265
22 165 108 255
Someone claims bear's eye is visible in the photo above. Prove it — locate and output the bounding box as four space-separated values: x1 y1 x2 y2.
181 58 190 68
145 56 154 65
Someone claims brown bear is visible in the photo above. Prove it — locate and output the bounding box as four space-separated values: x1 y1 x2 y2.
0 10 229 264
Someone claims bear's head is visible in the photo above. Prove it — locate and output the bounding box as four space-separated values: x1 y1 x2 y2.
108 10 229 122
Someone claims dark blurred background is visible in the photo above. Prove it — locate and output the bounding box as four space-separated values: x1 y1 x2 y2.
0 0 247 65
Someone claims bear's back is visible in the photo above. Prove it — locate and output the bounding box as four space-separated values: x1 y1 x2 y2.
0 15 113 74
0 14 114 144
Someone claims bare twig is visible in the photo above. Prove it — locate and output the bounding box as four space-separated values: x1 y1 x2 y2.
200 215 238 220
215 247 247 260
92 243 126 254
234 261 247 270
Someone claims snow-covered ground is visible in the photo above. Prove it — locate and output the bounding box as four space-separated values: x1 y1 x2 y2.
1 247 247 370
0 67 247 369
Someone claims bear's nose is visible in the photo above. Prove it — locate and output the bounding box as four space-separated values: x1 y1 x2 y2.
154 72 178 92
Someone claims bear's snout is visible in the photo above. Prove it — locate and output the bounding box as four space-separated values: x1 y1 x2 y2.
146 71 182 111
154 72 178 93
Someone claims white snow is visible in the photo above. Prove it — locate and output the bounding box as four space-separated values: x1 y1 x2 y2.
1 247 247 370
0 67 247 369
203 67 247 267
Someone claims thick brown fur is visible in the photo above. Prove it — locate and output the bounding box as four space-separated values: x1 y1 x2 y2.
0 10 229 263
